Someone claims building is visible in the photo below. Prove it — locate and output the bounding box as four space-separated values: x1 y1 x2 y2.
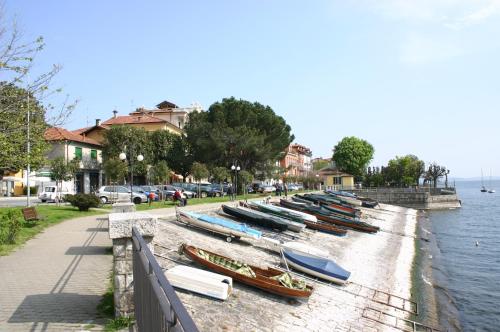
42 127 103 194
279 143 313 178
317 166 354 190
74 100 202 144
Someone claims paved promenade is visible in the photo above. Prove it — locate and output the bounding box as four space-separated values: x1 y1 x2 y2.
0 214 112 331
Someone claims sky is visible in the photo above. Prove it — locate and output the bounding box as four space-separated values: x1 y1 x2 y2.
3 0 500 178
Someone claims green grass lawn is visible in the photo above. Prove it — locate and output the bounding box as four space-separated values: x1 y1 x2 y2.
136 192 272 211
0 205 106 256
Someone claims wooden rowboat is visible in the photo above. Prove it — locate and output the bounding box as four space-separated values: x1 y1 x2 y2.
180 244 313 299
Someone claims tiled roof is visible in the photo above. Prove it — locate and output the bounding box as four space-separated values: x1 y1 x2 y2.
101 115 167 125
44 127 102 146
72 125 110 135
318 167 352 177
72 126 92 135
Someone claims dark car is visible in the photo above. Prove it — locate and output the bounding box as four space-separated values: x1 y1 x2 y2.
198 184 224 198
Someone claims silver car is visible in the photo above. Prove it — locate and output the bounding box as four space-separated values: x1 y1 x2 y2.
96 186 148 204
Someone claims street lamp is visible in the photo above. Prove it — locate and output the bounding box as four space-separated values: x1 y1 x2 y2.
119 149 144 203
231 164 241 200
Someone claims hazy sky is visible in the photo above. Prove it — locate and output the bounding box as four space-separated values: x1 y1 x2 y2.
4 1 500 177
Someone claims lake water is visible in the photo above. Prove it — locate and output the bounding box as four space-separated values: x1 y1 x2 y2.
417 180 500 331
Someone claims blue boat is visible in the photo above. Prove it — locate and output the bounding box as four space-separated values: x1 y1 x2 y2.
179 210 262 241
282 248 351 284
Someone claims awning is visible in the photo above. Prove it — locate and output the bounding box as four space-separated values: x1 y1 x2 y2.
1 176 24 182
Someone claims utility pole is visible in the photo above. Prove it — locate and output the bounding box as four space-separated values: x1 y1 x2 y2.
26 90 31 207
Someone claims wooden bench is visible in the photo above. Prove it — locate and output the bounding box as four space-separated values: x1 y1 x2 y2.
21 207 43 223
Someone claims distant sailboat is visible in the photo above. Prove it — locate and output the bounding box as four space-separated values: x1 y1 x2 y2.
488 170 495 193
481 169 488 192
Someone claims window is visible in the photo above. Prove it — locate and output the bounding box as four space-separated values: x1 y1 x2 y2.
91 149 97 160
74 147 82 160
333 177 342 185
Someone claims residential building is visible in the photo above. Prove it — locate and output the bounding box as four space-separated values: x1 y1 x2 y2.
279 143 313 178
42 127 103 194
317 166 354 190
74 100 202 144
0 170 24 196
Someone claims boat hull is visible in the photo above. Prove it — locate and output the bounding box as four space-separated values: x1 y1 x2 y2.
178 211 261 240
283 249 350 285
165 265 233 300
181 244 313 299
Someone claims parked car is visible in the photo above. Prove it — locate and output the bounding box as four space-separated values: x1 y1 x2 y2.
132 185 159 201
171 183 198 198
258 185 276 193
246 185 255 194
157 185 188 200
96 186 147 204
198 184 224 198
38 185 73 203
287 184 299 191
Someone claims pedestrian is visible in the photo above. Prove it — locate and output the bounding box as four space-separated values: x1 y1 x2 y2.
276 184 281 196
284 183 288 198
227 185 233 201
148 192 155 206
173 189 184 206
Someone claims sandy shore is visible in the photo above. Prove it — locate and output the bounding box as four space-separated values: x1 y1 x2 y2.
152 200 422 331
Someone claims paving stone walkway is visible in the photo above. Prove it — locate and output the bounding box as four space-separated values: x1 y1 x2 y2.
0 214 112 331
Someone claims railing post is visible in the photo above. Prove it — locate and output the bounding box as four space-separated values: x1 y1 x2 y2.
108 212 157 317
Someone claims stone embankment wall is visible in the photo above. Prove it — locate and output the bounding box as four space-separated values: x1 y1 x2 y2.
349 189 461 210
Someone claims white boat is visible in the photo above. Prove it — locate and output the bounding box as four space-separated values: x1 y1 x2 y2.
165 265 232 300
177 210 261 242
262 238 330 258
488 170 495 193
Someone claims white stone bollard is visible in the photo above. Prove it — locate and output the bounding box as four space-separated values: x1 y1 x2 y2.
111 202 136 213
108 212 157 317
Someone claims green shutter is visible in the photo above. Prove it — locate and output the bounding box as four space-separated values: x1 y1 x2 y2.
91 149 97 160
75 147 82 160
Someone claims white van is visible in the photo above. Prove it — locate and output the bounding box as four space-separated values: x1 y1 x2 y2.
38 186 72 203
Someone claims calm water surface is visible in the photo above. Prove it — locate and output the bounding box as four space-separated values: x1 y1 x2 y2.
428 180 500 331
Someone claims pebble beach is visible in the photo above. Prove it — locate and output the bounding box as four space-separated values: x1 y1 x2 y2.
150 199 423 332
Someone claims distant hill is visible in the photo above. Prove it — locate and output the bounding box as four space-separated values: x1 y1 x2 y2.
452 177 500 182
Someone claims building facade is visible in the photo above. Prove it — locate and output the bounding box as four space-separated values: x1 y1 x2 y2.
279 143 313 178
43 127 103 194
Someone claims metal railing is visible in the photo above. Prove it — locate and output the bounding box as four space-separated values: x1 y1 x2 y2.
132 227 199 332
349 187 456 195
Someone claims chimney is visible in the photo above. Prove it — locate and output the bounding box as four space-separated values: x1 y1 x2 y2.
95 119 101 126
113 110 118 118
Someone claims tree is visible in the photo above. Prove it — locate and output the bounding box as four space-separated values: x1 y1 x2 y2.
50 157 79 203
385 155 425 187
0 83 49 171
332 136 374 180
101 125 151 178
313 159 330 171
167 135 195 182
102 158 128 185
191 162 209 197
149 160 170 185
239 170 254 195
211 166 229 192
184 97 294 173
425 163 448 188
150 130 176 163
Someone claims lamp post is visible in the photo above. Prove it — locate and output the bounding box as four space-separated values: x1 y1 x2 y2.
231 164 241 200
119 148 144 203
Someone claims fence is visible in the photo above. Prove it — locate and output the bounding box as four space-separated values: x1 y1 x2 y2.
132 227 199 332
349 187 456 196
